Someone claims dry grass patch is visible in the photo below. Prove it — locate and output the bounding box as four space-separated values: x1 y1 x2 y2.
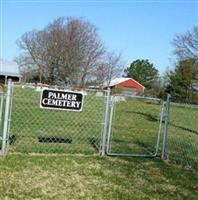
0 155 197 200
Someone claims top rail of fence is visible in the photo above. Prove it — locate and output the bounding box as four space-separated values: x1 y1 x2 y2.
112 93 161 102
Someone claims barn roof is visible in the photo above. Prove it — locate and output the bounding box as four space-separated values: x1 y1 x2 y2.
105 77 145 88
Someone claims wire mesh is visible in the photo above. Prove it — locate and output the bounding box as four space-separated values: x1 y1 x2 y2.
168 99 198 170
5 81 198 168
7 84 106 154
107 94 163 156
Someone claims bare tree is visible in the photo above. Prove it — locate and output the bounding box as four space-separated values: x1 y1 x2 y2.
16 30 45 83
16 17 105 86
65 17 105 87
94 52 123 87
172 26 198 60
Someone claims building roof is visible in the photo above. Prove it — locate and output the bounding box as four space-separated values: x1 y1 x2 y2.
0 59 21 77
105 77 145 88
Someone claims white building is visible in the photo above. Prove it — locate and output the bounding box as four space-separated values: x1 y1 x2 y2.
0 59 22 84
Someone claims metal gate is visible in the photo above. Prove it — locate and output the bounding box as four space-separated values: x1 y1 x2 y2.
105 94 170 158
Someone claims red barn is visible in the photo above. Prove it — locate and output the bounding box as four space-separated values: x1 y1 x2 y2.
105 78 145 94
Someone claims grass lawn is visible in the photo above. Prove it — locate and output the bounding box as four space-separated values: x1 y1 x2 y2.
0 86 197 169
0 154 197 200
0 86 198 199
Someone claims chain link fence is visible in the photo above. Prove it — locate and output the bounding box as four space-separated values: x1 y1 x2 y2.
0 80 198 171
6 82 107 154
167 99 198 170
106 94 165 157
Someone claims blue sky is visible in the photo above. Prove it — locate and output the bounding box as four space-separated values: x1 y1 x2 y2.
1 0 198 74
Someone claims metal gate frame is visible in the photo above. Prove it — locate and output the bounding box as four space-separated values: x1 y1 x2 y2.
0 79 12 154
103 93 171 158
0 90 4 153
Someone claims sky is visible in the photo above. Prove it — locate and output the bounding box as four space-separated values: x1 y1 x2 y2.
0 0 198 75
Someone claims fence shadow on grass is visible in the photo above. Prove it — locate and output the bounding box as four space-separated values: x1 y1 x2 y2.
135 140 155 154
88 137 99 152
169 122 198 136
127 111 158 122
131 111 198 136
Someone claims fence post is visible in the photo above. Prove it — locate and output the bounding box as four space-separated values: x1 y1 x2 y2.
100 88 111 156
0 92 4 124
153 101 165 157
2 79 12 154
161 94 171 159
106 96 115 154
